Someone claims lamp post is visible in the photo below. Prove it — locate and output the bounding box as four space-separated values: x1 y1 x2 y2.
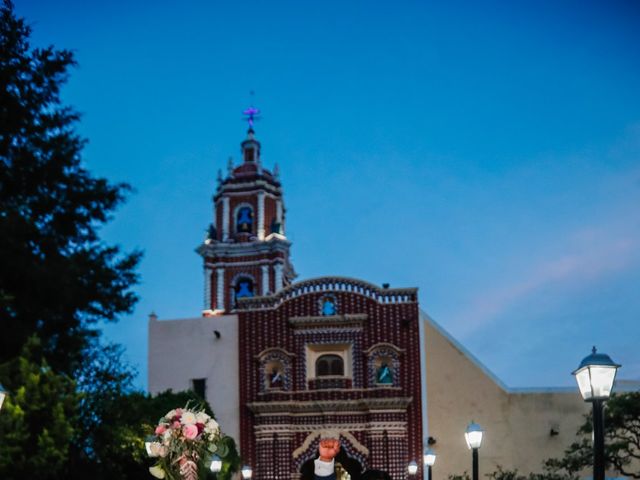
408 460 419 476
0 383 7 411
424 448 436 480
465 422 483 480
572 346 621 480
241 464 253 479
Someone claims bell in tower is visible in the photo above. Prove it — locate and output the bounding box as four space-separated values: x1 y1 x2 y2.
197 106 296 315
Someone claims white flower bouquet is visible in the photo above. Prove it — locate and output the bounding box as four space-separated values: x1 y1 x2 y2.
145 404 230 480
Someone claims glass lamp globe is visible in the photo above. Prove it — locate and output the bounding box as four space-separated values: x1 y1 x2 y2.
408 460 419 475
0 383 6 411
573 347 621 401
424 448 436 466
465 422 484 449
241 465 253 479
209 454 222 473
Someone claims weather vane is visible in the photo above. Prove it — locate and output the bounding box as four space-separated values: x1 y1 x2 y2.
242 90 261 130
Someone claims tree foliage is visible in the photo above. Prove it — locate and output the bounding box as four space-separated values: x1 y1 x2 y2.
0 337 80 480
545 392 640 479
448 465 576 480
67 342 240 480
0 0 141 375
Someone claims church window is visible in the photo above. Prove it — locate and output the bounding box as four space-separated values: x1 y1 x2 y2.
192 378 206 399
235 277 254 300
236 206 253 233
244 147 255 162
316 354 344 377
270 218 283 235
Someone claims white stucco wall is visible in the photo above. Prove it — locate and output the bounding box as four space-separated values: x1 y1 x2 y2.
148 313 240 444
422 311 590 478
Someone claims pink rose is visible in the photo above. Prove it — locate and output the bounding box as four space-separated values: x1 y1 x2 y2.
155 424 167 435
172 421 181 429
183 424 198 440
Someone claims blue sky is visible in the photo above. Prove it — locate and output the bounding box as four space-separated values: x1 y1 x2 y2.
17 0 640 388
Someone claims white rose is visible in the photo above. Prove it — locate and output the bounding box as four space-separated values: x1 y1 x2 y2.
181 411 197 425
149 466 166 479
196 412 210 424
205 419 219 434
149 442 163 457
162 430 172 445
165 409 176 419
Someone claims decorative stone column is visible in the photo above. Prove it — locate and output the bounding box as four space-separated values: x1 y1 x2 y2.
274 263 283 292
261 264 270 295
216 267 225 311
204 266 212 310
257 191 265 240
276 199 283 235
222 197 230 241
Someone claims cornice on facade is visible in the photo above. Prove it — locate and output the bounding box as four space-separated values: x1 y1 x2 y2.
288 314 368 329
237 276 418 311
196 236 292 259
214 179 282 202
247 397 413 415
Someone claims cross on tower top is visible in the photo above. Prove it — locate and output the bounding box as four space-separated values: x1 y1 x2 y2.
242 92 261 131
242 105 260 130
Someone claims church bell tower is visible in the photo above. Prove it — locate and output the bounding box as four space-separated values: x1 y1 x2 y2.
197 106 296 314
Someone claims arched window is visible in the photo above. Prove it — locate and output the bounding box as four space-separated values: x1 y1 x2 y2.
234 277 254 300
236 206 253 233
315 354 344 377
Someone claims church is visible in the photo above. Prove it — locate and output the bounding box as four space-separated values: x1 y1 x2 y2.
148 114 602 479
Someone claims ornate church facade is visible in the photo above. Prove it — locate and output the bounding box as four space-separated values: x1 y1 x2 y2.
197 121 423 478
148 117 618 479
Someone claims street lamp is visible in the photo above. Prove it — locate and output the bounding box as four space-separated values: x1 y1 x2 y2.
573 346 621 480
465 422 483 480
424 448 436 480
0 383 7 411
209 454 222 475
241 465 253 479
408 460 419 476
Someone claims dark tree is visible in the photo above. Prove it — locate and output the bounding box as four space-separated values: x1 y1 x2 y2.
0 0 141 374
545 392 640 479
0 337 80 480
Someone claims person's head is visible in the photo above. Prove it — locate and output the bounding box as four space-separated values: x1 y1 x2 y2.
361 469 392 480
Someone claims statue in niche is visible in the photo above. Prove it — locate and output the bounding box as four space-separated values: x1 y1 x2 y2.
376 361 393 384
268 364 283 388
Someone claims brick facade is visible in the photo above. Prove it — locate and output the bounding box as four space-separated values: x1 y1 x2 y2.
237 279 423 479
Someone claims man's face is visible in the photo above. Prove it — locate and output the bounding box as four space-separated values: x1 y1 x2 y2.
318 438 340 461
